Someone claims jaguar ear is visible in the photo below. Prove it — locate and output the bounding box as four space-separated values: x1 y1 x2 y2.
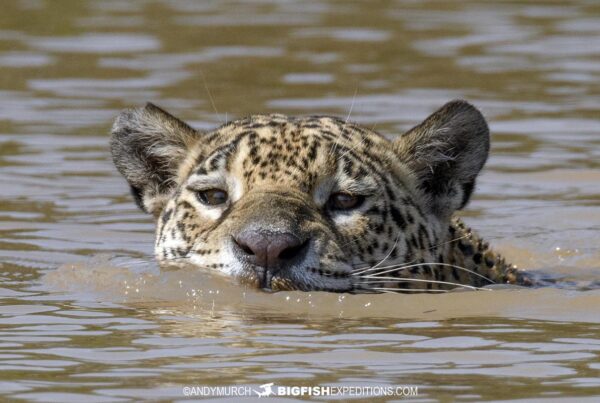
394 100 490 218
110 103 201 215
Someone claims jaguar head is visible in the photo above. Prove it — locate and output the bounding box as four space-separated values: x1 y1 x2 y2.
110 100 489 292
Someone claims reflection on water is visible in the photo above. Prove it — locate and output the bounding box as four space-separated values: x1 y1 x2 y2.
0 0 599 401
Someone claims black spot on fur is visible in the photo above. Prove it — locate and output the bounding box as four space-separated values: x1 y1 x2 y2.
389 206 407 230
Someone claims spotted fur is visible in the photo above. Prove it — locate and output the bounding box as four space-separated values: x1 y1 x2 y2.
110 100 533 293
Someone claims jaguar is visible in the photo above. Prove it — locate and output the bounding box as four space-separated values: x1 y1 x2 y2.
110 100 533 293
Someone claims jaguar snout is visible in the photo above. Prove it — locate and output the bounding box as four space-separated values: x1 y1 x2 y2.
233 230 309 267
232 228 310 287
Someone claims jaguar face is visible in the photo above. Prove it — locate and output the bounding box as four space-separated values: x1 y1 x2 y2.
110 100 489 292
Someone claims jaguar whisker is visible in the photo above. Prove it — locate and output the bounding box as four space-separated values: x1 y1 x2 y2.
361 287 450 294
351 234 471 274
353 262 496 284
355 276 490 291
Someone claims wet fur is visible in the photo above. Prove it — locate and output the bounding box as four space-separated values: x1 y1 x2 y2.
110 100 532 293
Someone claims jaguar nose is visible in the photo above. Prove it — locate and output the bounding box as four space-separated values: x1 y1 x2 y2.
232 229 309 269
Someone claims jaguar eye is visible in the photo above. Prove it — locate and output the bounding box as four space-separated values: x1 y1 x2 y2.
197 189 228 206
328 192 365 211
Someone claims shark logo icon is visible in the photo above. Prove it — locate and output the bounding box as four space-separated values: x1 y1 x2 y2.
254 383 275 398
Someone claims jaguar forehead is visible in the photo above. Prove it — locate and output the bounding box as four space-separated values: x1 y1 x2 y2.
178 117 410 197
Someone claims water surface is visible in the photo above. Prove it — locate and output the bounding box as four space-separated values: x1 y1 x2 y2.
0 0 599 401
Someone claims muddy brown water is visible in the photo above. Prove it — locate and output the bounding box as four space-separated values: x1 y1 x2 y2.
1 0 599 401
